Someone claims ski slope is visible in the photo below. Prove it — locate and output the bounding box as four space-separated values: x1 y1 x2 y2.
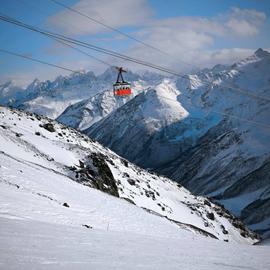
0 106 259 243
0 106 269 269
1 217 270 270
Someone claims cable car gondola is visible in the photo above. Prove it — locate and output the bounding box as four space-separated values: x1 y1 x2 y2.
113 67 132 96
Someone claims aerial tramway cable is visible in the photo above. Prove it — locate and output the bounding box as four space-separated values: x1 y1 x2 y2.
13 0 113 69
48 0 197 70
0 48 80 73
0 8 269 129
48 0 171 57
0 13 269 103
0 14 190 77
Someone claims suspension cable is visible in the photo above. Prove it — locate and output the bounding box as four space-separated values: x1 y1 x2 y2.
0 13 270 103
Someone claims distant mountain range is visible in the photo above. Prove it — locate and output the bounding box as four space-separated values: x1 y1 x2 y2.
0 68 164 119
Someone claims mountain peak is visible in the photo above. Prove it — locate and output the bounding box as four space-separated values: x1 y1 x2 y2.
26 78 40 89
254 48 270 58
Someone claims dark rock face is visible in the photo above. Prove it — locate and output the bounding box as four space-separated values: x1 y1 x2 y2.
241 198 270 236
158 121 244 193
147 118 269 236
218 158 270 236
90 152 119 197
218 158 270 200
70 153 119 197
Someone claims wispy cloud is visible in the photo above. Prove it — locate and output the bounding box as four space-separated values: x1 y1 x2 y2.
2 2 268 84
48 0 152 35
124 7 267 71
225 7 266 37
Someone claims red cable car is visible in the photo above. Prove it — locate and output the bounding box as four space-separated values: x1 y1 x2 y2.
113 67 132 96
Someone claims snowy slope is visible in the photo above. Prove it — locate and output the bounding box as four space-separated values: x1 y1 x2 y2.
0 106 259 244
1 217 270 270
57 88 133 130
57 78 163 130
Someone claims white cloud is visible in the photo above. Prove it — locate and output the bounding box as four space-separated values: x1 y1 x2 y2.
47 4 267 74
225 7 266 37
192 48 255 67
122 7 267 72
2 5 267 84
48 0 152 35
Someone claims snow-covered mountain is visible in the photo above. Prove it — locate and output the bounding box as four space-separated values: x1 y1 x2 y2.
0 80 26 105
57 89 133 130
84 80 193 169
0 68 164 120
58 49 270 237
0 106 260 244
1 49 269 240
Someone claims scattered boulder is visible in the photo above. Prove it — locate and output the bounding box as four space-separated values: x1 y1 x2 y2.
145 190 156 200
206 212 215 220
123 172 130 178
62 202 70 208
123 197 135 205
121 159 129 167
79 160 85 168
35 131 41 136
232 219 242 229
82 224 92 229
127 179 136 186
240 230 247 238
204 199 211 207
41 123 55 132
220 225 228 234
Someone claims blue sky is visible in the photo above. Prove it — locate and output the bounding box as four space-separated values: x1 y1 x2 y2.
0 0 269 86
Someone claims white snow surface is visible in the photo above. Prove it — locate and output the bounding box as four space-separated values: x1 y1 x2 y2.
0 217 269 270
0 106 269 269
